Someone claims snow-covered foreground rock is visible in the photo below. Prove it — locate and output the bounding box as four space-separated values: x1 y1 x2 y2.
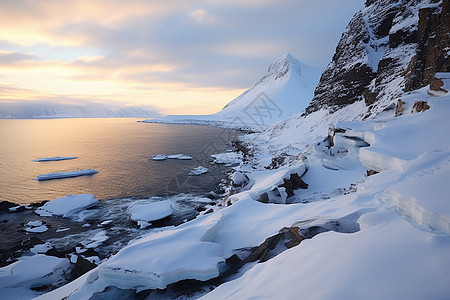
35 194 98 220
142 53 321 131
34 169 98 181
0 255 69 299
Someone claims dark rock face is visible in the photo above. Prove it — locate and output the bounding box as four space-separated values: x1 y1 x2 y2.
71 255 97 281
306 0 448 115
405 0 450 91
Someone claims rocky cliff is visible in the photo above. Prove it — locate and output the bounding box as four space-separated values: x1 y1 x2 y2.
306 0 449 116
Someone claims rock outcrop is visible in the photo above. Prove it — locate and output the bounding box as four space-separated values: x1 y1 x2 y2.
306 0 449 116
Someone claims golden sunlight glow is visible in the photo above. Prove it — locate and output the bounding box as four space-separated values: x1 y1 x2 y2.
0 0 258 116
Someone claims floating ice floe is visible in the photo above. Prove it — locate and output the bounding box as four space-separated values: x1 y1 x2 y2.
167 154 193 160
151 154 166 161
129 200 173 228
33 156 77 162
34 169 98 181
151 154 193 160
35 194 98 220
189 166 209 176
24 220 48 233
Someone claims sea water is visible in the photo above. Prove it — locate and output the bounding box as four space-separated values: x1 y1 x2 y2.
0 118 239 204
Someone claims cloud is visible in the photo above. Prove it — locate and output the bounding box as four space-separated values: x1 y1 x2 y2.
0 0 365 114
190 9 217 23
0 51 41 65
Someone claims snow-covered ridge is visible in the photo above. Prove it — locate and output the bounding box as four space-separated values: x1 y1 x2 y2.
142 53 321 131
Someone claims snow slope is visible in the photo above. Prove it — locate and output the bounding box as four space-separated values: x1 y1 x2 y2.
201 88 450 300
143 53 321 131
35 79 450 299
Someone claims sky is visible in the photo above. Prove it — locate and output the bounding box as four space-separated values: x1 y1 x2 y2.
0 0 364 116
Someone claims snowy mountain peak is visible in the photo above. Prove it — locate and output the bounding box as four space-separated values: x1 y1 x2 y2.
261 52 303 84
214 53 321 129
144 53 321 131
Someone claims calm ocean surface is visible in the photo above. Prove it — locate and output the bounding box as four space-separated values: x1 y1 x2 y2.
0 118 238 204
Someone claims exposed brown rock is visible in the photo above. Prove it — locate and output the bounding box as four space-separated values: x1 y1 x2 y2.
241 226 304 264
366 169 379 176
306 0 449 115
405 1 450 91
395 100 405 116
284 226 304 248
265 155 287 170
430 77 445 91
412 101 430 113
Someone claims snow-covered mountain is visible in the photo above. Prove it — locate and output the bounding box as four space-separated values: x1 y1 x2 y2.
0 102 160 119
143 53 321 131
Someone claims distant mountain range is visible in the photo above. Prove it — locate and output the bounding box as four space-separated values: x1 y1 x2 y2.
0 102 160 118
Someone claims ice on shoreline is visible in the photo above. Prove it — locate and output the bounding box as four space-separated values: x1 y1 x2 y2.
33 156 77 162
129 200 174 228
35 194 99 220
34 169 98 181
24 221 48 233
189 166 209 176
210 152 242 165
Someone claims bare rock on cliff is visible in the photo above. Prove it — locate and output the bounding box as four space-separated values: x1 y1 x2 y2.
306 0 449 117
